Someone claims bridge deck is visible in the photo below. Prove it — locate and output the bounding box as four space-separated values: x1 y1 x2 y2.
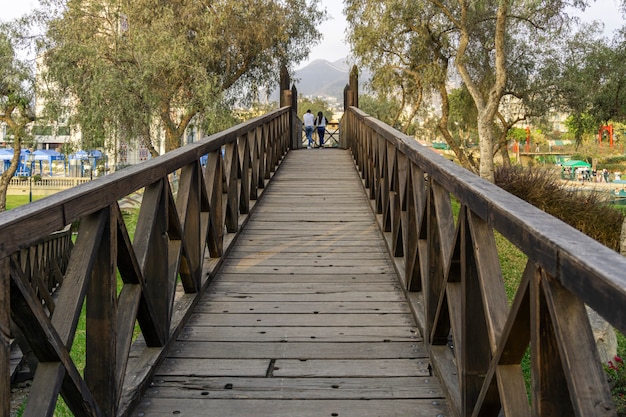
130 149 449 416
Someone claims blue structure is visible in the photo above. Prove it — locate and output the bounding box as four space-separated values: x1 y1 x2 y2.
67 150 103 177
0 149 33 176
33 150 64 176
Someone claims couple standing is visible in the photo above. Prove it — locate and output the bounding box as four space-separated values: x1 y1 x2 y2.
303 109 328 149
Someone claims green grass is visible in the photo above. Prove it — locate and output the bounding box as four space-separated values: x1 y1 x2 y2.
5 195 44 210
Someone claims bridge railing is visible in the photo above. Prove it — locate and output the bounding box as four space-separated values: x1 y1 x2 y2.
0 107 291 417
344 106 625 416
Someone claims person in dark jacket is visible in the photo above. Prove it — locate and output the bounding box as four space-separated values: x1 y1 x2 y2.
314 111 328 148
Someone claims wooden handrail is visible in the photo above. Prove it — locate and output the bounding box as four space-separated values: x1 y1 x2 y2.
344 106 621 416
0 107 291 417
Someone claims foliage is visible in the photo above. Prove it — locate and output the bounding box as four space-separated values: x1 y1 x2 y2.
551 24 626 147
507 127 528 144
344 0 431 124
40 0 325 154
298 96 332 121
359 94 404 130
605 356 626 416
495 165 625 252
345 0 582 181
565 112 600 145
0 22 36 212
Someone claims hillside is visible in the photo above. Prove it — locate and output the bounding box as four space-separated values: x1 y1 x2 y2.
293 58 351 99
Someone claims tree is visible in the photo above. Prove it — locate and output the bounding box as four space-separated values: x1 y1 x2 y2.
298 96 333 121
344 0 481 171
346 0 583 182
41 0 325 155
359 94 403 129
0 24 35 212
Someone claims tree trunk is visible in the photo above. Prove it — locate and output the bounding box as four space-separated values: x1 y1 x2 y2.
0 136 24 212
477 115 495 182
454 0 508 182
437 83 476 171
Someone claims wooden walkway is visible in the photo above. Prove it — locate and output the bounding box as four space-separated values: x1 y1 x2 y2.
130 149 449 417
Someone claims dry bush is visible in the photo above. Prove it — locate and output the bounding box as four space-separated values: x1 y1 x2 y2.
495 165 625 252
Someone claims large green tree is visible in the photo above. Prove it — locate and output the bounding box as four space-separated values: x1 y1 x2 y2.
346 0 584 181
552 23 626 145
41 0 325 154
0 23 35 212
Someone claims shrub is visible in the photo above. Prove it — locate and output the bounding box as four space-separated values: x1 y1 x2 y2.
495 165 625 251
606 356 626 416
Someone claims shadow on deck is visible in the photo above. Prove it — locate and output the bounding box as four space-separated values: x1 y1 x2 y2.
130 149 450 416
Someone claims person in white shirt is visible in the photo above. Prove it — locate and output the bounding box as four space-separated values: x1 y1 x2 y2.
303 109 315 149
315 111 328 148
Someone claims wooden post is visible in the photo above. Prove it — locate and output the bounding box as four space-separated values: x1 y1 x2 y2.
349 65 359 108
279 65 290 96
291 84 300 149
343 83 352 111
279 65 300 150
0 258 9 417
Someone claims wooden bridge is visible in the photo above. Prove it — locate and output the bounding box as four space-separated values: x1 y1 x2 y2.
3 85 626 416
130 150 447 416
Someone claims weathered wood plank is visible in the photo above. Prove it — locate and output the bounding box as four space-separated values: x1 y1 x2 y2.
226 251 389 260
203 291 405 303
272 358 429 377
131 398 449 417
194 300 410 313
227 244 388 254
0 258 9 417
207 282 401 293
217 265 396 274
165 341 426 359
210 273 397 283
178 326 421 342
155 358 269 376
221 258 394 267
186 313 414 327
144 376 444 400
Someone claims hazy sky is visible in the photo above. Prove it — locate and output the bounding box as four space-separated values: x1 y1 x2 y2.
1 0 623 68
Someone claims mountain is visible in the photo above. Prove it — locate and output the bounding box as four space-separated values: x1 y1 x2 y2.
267 57 369 103
293 58 351 99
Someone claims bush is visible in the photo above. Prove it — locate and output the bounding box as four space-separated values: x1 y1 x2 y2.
606 356 626 416
495 165 625 251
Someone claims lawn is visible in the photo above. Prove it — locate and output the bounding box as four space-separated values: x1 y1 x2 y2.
5 195 44 210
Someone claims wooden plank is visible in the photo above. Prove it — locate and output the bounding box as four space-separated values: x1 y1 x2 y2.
226 250 389 259
217 265 396 274
272 359 429 377
193 301 410 314
178 326 421 342
242 222 379 230
207 282 401 293
166 342 426 359
203 291 405 303
154 358 269 377
210 273 397 284
130 398 449 417
0 258 9 417
144 376 444 400
186 313 415 327
227 243 388 253
86 207 118 416
221 258 394 267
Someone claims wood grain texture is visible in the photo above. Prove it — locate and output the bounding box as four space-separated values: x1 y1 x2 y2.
130 150 449 416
